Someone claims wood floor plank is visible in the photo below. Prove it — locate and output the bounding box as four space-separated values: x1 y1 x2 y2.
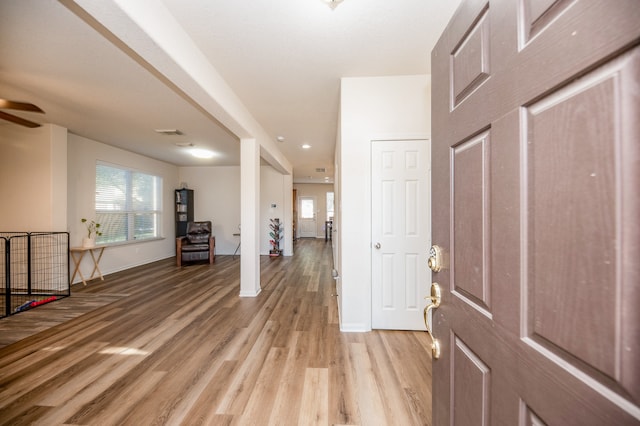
0 340 111 408
299 367 329 425
0 293 123 348
0 240 433 425
0 303 123 369
1 404 52 426
366 332 417 425
267 332 308 426
0 318 113 377
236 346 288 424
328 328 361 426
215 320 281 416
180 360 238 425
348 342 389 425
35 351 155 426
69 370 166 426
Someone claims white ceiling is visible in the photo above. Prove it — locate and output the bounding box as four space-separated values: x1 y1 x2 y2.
0 0 460 183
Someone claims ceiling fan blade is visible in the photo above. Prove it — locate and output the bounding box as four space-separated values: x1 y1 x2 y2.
0 110 42 128
0 99 44 113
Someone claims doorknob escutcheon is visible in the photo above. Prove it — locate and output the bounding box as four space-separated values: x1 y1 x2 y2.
424 282 441 360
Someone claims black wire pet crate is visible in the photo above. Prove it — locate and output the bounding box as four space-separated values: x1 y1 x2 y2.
0 232 70 318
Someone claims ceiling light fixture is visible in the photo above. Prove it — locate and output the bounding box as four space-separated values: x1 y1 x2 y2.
302 144 311 149
190 148 215 159
276 136 285 142
321 0 344 10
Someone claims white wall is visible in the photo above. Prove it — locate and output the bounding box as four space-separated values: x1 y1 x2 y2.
68 134 179 282
293 183 334 238
179 164 290 257
0 124 67 231
338 74 431 331
178 166 241 255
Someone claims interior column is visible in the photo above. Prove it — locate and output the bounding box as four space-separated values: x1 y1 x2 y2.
282 174 293 256
240 138 261 297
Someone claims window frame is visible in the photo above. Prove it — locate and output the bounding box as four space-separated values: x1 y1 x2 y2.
94 161 163 246
326 191 334 221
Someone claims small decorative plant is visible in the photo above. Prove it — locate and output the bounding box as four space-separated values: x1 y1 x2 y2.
81 218 102 238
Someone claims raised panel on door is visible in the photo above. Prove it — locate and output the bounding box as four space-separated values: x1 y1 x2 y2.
431 0 640 424
451 336 491 426
523 46 640 403
452 130 491 314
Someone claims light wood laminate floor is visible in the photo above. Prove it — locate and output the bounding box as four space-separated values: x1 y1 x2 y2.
0 239 433 425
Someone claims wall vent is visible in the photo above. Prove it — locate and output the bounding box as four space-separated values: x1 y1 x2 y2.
155 129 183 136
315 167 326 173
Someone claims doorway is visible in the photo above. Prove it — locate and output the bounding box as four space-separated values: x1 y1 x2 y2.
371 139 430 330
298 196 317 238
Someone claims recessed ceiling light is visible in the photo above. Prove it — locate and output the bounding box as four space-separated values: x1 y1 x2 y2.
276 136 285 142
302 144 311 149
190 148 215 159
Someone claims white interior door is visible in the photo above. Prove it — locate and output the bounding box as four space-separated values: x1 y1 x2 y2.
371 140 430 330
298 196 317 238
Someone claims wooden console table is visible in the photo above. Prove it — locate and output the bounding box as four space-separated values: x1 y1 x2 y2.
70 246 106 286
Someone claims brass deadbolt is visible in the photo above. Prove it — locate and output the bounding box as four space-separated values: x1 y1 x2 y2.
428 245 444 272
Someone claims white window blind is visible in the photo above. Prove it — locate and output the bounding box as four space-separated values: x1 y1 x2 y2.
95 163 162 244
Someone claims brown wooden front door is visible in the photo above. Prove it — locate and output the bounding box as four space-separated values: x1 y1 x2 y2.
430 0 639 424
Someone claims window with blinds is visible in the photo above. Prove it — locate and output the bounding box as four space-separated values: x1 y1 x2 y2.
95 162 162 244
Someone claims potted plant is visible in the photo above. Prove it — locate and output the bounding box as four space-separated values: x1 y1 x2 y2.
81 218 102 248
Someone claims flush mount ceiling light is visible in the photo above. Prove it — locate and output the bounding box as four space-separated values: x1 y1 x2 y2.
302 144 311 149
321 0 344 10
189 148 215 159
276 136 285 142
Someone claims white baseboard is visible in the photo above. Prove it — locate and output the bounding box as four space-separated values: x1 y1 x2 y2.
339 322 370 333
239 288 262 298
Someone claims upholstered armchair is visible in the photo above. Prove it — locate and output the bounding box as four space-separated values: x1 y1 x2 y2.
176 221 215 266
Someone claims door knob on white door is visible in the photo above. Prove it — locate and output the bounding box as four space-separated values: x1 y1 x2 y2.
374 242 381 249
